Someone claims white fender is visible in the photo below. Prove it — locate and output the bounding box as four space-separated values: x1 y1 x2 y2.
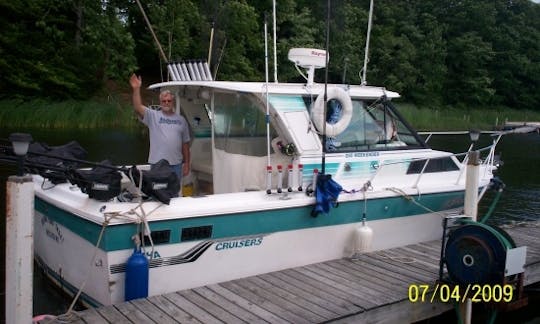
311 87 353 137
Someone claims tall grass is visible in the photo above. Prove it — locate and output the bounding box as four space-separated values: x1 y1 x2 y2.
1 98 539 131
396 103 540 131
0 99 139 129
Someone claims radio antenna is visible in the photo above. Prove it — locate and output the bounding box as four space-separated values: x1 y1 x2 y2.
361 0 374 85
272 0 278 83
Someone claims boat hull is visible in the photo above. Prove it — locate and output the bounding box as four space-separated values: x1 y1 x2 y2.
34 190 462 306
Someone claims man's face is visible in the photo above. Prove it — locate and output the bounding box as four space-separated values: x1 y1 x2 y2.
160 93 174 113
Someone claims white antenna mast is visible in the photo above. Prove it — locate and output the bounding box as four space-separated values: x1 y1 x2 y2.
361 0 374 85
273 0 278 83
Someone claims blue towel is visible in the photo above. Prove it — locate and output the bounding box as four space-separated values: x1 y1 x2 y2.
312 174 343 216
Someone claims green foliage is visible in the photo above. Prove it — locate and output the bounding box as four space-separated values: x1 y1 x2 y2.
0 0 538 113
274 0 320 82
214 0 263 81
0 0 136 99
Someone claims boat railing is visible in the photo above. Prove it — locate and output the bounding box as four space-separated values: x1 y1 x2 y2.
368 136 501 192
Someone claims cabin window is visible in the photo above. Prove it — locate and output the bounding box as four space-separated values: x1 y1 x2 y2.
213 92 275 157
406 157 460 174
304 97 425 152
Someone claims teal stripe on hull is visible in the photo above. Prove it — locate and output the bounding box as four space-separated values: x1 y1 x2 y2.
35 191 464 252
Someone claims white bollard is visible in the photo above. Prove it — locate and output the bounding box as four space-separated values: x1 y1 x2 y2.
464 151 480 221
5 175 34 324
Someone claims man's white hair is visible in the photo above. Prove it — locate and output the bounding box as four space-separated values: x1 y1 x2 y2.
160 89 173 99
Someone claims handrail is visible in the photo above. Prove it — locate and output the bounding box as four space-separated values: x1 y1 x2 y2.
368 141 498 190
412 158 430 189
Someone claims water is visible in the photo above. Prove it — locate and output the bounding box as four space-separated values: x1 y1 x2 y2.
0 129 538 322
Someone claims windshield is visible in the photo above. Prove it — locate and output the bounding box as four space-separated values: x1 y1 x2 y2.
305 97 426 152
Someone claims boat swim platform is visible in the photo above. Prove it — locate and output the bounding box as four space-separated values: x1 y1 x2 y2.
44 223 540 324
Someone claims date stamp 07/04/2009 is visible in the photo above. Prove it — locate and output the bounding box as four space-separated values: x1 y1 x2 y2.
408 284 514 303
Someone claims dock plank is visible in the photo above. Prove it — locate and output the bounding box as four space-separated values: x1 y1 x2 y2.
206 283 288 323
292 266 385 309
259 272 353 316
191 286 267 323
313 262 398 298
177 289 247 324
94 305 131 323
327 259 408 292
341 258 422 287
129 298 179 324
163 292 223 324
220 281 312 324
75 307 110 324
247 275 339 319
400 244 442 263
279 268 377 311
114 300 157 323
353 253 434 283
147 294 203 324
270 270 363 313
234 276 327 323
376 248 439 276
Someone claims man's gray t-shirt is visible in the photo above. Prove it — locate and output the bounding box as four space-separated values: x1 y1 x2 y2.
141 108 191 165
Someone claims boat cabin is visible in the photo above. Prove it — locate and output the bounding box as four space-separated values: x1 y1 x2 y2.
149 79 429 196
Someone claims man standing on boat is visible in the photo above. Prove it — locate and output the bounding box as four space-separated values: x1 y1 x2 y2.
129 73 191 182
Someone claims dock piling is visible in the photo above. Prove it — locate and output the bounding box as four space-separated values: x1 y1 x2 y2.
5 175 35 324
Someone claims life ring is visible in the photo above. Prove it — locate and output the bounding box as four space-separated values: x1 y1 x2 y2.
311 87 353 137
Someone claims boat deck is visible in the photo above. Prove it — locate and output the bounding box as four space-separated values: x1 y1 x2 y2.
43 223 540 323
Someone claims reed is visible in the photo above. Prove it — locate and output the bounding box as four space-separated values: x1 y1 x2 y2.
397 103 540 131
1 99 539 131
0 99 139 129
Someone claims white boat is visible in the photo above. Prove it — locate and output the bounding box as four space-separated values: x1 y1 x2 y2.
32 49 499 307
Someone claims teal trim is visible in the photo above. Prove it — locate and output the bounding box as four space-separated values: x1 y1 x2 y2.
269 95 306 112
35 197 139 252
35 190 464 252
302 163 340 182
193 128 211 138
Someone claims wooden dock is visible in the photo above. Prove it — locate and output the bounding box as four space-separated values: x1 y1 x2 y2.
501 121 540 132
47 223 540 323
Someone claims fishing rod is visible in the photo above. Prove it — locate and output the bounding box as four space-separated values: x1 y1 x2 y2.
134 0 168 62
321 0 331 175
0 143 129 173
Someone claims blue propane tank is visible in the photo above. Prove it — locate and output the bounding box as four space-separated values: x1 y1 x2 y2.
124 248 149 301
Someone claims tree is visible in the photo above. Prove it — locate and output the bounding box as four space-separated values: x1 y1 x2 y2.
445 32 495 106
0 0 136 99
212 0 263 81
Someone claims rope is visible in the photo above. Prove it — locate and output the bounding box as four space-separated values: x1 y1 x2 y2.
44 216 112 323
385 187 446 218
351 251 416 264
373 252 416 264
42 169 164 323
342 180 372 194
